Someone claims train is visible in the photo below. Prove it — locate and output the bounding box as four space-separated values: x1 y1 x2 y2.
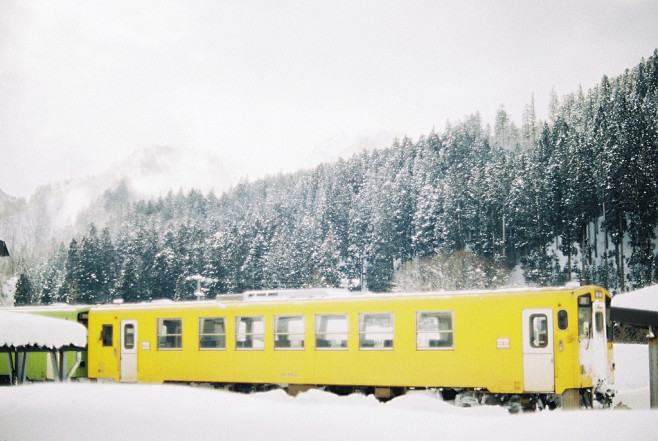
2 285 615 410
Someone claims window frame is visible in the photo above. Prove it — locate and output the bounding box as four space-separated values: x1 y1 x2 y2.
415 311 454 350
157 318 183 350
101 324 113 347
578 294 593 338
557 309 568 331
274 315 305 350
529 313 549 349
314 313 349 351
123 323 135 350
235 316 265 351
358 312 394 351
198 317 226 350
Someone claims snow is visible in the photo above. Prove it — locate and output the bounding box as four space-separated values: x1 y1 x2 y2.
0 276 17 306
0 311 87 349
613 284 658 312
0 344 654 440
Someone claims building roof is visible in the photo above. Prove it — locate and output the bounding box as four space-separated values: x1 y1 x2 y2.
0 311 87 351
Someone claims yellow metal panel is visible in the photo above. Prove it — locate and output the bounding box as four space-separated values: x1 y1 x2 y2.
87 286 612 395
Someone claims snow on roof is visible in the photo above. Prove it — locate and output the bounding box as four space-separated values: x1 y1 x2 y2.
612 284 658 312
0 311 87 350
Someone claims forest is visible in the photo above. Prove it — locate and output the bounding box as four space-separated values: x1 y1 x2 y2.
2 50 658 305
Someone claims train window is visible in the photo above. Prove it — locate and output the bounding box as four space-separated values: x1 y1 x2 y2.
199 317 226 350
359 313 394 350
101 324 113 346
557 310 568 330
77 311 89 327
157 318 183 350
529 314 548 348
235 316 265 350
124 324 135 350
578 294 592 338
315 314 348 350
416 311 453 350
274 315 305 350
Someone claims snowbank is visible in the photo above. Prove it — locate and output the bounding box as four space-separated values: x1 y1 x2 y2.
0 311 87 349
0 345 653 440
0 383 655 441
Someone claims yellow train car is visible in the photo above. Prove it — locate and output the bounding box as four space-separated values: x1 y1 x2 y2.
87 285 614 408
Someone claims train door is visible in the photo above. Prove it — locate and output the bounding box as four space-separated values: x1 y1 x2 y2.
120 320 138 382
522 309 554 392
586 296 611 386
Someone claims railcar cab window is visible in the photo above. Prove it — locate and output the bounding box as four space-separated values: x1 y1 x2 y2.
274 315 305 350
557 310 568 330
578 294 592 338
416 311 454 349
101 324 113 346
158 318 183 350
315 314 348 350
236 316 265 350
199 317 226 350
359 313 394 350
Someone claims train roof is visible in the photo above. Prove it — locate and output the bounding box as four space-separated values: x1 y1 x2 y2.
87 284 608 312
0 304 90 313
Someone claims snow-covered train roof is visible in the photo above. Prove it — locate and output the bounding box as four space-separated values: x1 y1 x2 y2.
0 311 87 350
0 303 89 313
242 288 353 301
89 284 604 311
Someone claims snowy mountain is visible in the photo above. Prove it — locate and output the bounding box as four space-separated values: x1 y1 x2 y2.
0 189 14 203
104 146 239 200
0 146 240 251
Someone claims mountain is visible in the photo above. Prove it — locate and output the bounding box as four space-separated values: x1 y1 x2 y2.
104 146 238 200
0 146 239 252
0 189 14 203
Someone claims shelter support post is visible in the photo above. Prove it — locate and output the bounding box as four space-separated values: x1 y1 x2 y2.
57 350 67 382
19 352 28 384
649 329 658 409
49 351 59 382
66 351 82 381
6 352 15 385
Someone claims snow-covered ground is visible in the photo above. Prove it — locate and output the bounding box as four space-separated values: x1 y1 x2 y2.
0 343 654 441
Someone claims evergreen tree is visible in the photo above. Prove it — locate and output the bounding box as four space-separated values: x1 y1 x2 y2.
14 273 33 305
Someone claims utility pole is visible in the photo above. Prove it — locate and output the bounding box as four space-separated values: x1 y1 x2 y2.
649 327 658 409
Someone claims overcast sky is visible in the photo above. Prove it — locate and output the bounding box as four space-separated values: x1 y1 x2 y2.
1 1 657 199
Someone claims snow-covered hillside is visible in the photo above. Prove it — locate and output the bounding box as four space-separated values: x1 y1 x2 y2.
0 344 654 441
0 146 240 250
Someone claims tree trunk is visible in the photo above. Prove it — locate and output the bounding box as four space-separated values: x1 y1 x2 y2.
581 227 587 284
619 217 626 292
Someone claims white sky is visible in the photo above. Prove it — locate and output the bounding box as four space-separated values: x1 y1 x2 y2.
1 1 658 199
